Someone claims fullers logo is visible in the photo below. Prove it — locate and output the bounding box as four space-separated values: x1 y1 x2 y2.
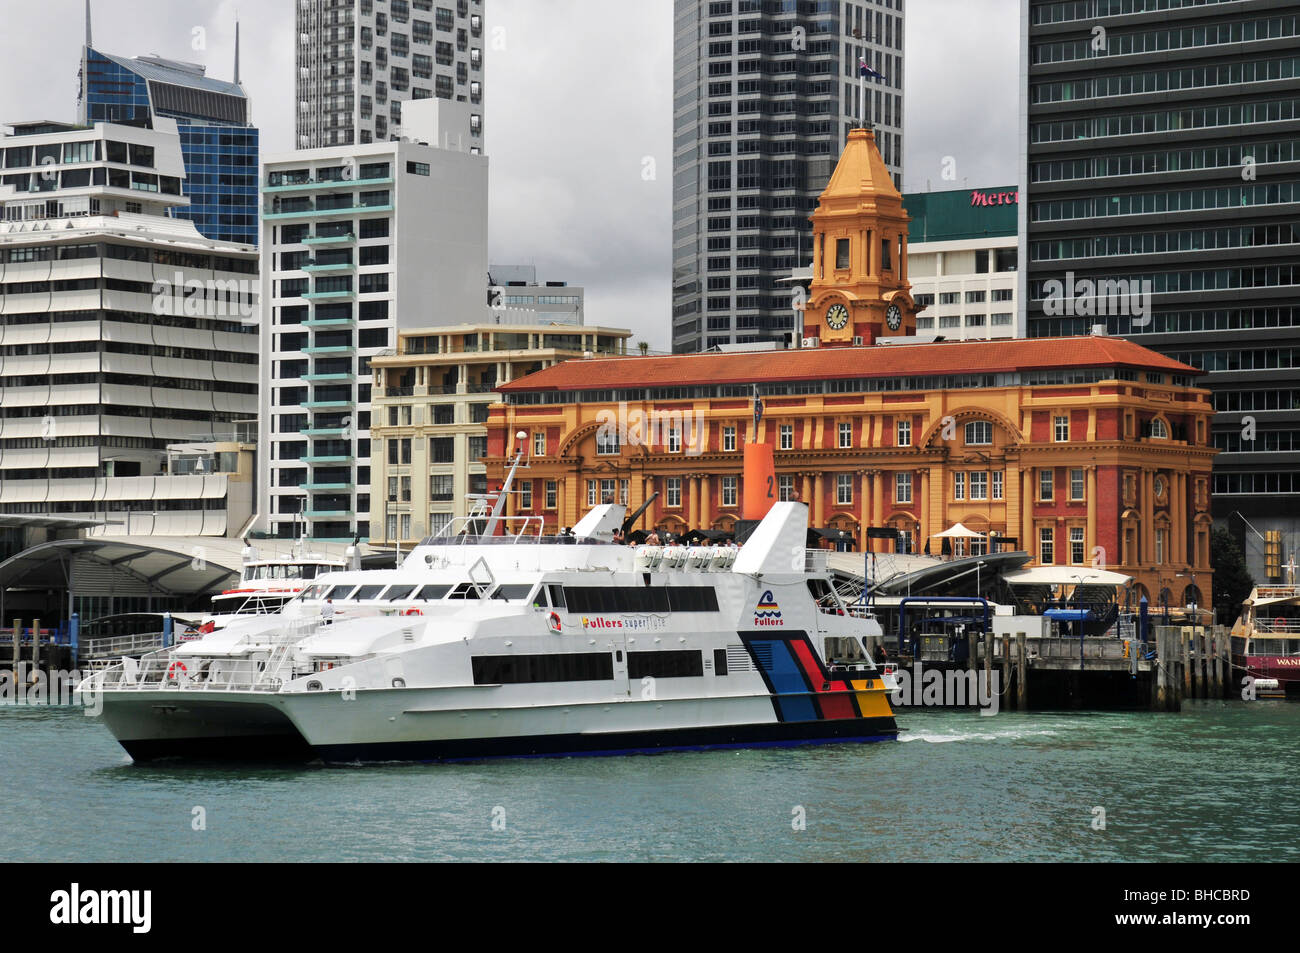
754 591 783 627
581 617 623 629
50 883 151 933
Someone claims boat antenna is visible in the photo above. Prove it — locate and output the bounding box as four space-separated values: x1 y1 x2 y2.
482 431 527 538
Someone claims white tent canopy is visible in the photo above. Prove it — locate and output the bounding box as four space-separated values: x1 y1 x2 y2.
1001 567 1134 587
932 523 985 539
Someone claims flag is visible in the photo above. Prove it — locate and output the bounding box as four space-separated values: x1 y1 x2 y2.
859 57 885 81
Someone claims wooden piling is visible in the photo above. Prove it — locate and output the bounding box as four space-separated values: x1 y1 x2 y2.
1015 631 1028 711
31 617 40 677
1181 627 1191 698
1211 627 1222 698
10 618 19 672
1159 629 1170 712
1001 635 1011 707
984 631 993 702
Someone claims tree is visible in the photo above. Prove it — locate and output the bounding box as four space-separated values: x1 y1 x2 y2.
1210 527 1254 625
637 340 650 356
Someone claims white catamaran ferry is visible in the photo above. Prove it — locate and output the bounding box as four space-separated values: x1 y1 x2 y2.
84 450 897 762
198 545 351 636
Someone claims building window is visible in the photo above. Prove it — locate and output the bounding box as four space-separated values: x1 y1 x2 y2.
519 481 532 510
1149 418 1169 439
895 472 912 504
1155 527 1165 565
954 472 966 500
596 429 620 455
896 419 911 447
779 424 793 450
1054 415 1070 442
970 471 988 501
1070 468 1085 501
400 475 411 502
965 421 992 445
667 428 682 453
545 480 557 509
992 471 1004 500
430 474 454 501
835 238 850 269
1039 469 1054 502
430 437 454 463
723 425 736 452
722 476 738 507
1070 527 1085 565
587 480 598 507
666 477 682 507
836 474 853 505
838 422 852 448
1040 527 1054 565
533 431 546 456
777 474 794 501
620 480 630 506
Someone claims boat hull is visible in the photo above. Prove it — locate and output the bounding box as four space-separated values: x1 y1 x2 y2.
95 687 897 762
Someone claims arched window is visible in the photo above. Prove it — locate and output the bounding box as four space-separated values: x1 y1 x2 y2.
1149 418 1168 439
965 421 993 445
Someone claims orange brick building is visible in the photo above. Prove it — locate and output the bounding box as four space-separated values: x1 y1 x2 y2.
485 130 1216 606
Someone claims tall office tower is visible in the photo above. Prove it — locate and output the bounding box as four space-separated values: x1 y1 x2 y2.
0 120 258 529
259 101 488 542
671 0 906 353
1021 0 1300 581
78 11 259 245
296 0 486 151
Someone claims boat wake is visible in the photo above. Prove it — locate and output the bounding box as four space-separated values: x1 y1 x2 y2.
900 727 1061 744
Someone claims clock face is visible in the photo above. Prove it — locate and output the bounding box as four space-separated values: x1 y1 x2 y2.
826 303 850 331
886 303 903 331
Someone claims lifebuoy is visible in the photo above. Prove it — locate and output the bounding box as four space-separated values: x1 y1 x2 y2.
548 611 562 632
1275 617 1285 630
403 608 424 617
167 660 188 679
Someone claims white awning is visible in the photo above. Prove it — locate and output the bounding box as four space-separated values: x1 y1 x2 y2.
1002 567 1133 587
932 522 984 538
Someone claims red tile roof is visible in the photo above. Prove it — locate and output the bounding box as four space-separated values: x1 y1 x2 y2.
498 336 1200 393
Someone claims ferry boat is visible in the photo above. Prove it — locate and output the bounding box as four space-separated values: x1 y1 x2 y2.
197 545 351 637
83 453 897 762
1231 576 1300 698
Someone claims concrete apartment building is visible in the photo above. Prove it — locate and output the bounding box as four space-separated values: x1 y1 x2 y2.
905 186 1020 340
368 322 631 545
296 0 485 150
672 0 906 353
0 119 259 557
258 102 489 541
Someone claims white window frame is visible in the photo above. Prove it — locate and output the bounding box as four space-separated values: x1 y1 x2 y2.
1039 527 1054 565
667 428 682 453
587 480 598 507
1054 415 1070 442
533 431 546 456
992 471 1004 500
895 472 912 504
1070 468 1085 501
836 473 853 505
519 481 532 510
970 471 988 501
666 477 682 507
779 424 793 450
896 419 911 447
838 422 852 448
721 476 737 507
1040 468 1054 502
964 421 992 446
777 474 794 501
723 425 736 452
545 480 557 509
1070 526 1085 565
954 472 965 500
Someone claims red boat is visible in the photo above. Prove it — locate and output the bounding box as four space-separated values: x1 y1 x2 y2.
1231 583 1300 698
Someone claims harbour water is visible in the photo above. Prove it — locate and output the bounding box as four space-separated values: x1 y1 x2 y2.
2 701 1296 863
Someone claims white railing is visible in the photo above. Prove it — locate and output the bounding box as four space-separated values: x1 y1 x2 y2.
1258 618 1300 633
93 618 320 694
81 631 167 659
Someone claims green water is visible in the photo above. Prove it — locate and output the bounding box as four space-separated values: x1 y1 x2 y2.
1 701 1296 862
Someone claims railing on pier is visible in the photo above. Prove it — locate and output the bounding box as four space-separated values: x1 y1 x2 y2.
81 631 168 660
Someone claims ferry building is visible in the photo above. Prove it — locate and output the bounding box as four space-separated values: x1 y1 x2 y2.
486 129 1217 605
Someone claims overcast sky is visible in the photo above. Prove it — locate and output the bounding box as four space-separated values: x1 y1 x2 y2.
0 0 1019 350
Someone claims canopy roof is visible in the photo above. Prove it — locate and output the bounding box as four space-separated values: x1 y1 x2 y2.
1002 567 1134 587
932 523 984 538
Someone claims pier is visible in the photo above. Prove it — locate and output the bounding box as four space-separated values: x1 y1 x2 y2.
885 624 1235 710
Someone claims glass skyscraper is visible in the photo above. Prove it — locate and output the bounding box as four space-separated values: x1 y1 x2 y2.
1021 0 1300 582
79 42 259 245
671 0 906 354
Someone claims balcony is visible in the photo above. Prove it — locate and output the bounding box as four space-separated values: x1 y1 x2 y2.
302 344 357 356
302 261 356 274
264 174 394 194
304 314 356 328
302 371 356 383
304 455 353 466
302 289 355 301
306 508 355 519
264 199 394 221
302 398 355 410
303 232 356 246
304 482 355 492
300 425 351 438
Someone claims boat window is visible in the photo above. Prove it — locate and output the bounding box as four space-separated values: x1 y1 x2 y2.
471 652 614 685
326 585 357 600
491 584 535 602
353 585 386 601
563 585 715 613
417 584 451 601
448 583 482 600
825 636 866 663
300 565 318 579
628 650 703 678
547 584 566 609
298 585 325 601
384 585 416 601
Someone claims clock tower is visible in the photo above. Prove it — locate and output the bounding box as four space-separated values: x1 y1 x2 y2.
805 127 916 346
